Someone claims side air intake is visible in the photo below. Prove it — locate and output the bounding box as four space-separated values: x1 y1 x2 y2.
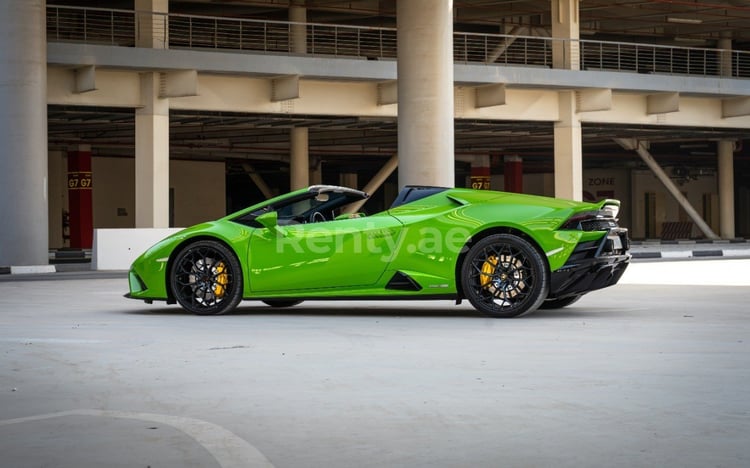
385 272 422 291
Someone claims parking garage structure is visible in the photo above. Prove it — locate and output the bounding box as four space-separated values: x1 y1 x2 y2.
2 0 750 268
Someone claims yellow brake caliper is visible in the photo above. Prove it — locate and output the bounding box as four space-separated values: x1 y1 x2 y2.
212 261 229 298
480 255 498 290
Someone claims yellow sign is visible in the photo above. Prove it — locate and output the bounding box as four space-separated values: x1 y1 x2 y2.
68 171 93 189
470 175 490 190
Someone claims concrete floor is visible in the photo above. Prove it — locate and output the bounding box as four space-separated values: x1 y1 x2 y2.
0 259 748 467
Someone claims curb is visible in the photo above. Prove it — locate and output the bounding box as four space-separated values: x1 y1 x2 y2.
0 265 58 275
631 249 750 259
630 239 750 260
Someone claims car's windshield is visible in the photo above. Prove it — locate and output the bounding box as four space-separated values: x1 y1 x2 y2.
232 187 367 227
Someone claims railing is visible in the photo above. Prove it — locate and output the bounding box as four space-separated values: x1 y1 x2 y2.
579 40 750 77
47 5 750 79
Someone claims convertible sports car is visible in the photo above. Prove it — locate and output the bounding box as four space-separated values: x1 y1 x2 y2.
127 185 630 318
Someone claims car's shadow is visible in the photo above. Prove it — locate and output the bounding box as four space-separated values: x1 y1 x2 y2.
119 301 621 320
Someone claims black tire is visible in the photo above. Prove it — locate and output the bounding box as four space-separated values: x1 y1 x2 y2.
539 294 583 310
262 299 303 308
460 234 548 318
170 240 243 315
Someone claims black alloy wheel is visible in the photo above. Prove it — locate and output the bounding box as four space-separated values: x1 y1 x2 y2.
170 240 243 315
461 234 548 318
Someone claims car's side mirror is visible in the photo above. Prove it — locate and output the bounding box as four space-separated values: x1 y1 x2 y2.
256 211 279 230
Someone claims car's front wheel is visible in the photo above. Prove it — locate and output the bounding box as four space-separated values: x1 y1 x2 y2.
460 234 548 318
170 240 243 315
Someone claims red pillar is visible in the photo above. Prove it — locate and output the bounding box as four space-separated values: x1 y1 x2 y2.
470 155 491 190
67 148 93 249
504 155 523 193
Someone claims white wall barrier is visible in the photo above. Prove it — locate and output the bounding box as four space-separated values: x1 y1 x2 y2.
93 228 183 270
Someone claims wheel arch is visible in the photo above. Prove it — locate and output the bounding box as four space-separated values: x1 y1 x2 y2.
454 226 550 299
165 235 243 302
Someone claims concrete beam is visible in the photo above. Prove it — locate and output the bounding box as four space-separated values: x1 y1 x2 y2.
344 154 398 214
722 96 750 118
377 81 398 105
241 163 274 199
159 70 198 98
74 65 97 93
486 26 525 63
576 88 611 112
475 84 506 108
271 75 300 102
647 92 680 115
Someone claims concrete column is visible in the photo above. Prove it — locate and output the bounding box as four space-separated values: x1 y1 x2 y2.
135 0 168 49
554 91 583 201
135 73 170 228
0 0 49 266
134 0 170 228
551 0 580 70
310 159 322 185
397 0 455 189
718 140 736 239
504 155 523 193
289 3 307 54
718 36 732 77
290 127 309 190
340 172 358 189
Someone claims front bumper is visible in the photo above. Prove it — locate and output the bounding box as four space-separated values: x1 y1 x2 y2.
549 228 631 299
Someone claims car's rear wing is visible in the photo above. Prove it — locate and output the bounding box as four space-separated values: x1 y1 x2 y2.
597 199 621 220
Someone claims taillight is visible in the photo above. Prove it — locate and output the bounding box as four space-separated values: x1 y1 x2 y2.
560 210 618 231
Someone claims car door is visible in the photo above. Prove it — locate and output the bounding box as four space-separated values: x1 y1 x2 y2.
247 213 403 293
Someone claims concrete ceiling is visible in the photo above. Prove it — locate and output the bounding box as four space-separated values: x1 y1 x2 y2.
47 1 750 174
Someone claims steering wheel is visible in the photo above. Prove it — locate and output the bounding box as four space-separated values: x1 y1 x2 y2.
310 211 326 223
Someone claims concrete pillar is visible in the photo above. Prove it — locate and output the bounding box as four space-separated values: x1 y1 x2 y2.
718 36 732 78
397 0 455 189
718 140 736 239
504 155 523 193
134 0 170 228
554 91 583 201
470 155 491 190
715 39 734 236
135 73 170 228
290 127 309 190
0 0 49 266
289 3 307 54
135 0 168 49
340 172 358 189
310 159 322 185
551 0 580 70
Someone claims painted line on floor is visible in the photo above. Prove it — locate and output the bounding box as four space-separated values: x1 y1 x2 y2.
0 409 275 468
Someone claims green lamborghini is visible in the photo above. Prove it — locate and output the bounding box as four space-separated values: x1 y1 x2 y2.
126 185 630 318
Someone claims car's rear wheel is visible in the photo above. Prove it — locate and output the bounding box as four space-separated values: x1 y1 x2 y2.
539 294 583 310
170 240 243 315
460 234 548 318
262 300 303 308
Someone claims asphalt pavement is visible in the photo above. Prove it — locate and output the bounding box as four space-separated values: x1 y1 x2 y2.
0 258 748 467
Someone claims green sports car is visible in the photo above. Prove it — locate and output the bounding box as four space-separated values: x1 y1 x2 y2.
126 185 630 318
